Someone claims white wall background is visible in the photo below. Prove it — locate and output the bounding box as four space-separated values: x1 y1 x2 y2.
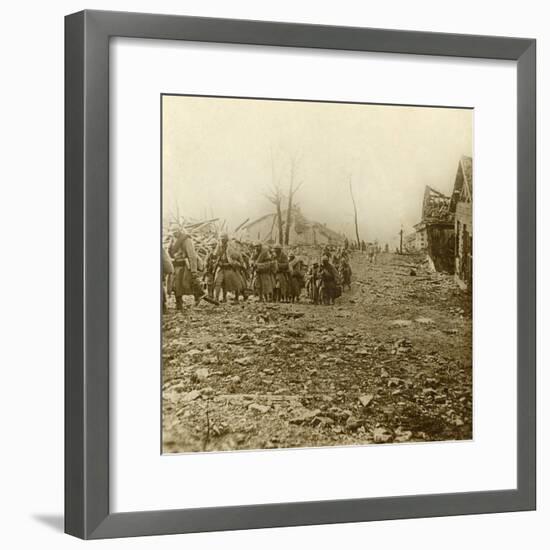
0 0 546 548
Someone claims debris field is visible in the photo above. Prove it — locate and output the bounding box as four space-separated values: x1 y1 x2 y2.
162 251 472 453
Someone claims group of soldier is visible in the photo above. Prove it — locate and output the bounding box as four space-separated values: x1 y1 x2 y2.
162 227 355 312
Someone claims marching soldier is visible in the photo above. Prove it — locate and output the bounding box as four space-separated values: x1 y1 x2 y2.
251 242 274 302
168 227 217 310
272 244 291 302
213 233 247 302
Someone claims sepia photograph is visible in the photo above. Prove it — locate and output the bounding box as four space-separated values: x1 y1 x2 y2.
161 94 473 453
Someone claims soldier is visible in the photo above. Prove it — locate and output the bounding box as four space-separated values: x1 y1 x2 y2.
306 261 320 304
288 254 305 303
251 242 273 302
213 233 247 303
162 246 174 314
319 255 340 305
203 243 217 300
168 228 212 310
237 243 252 301
339 253 352 291
367 242 376 264
272 244 290 302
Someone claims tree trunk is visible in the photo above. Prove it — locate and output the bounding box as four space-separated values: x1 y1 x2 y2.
284 186 292 245
349 179 361 248
275 202 284 244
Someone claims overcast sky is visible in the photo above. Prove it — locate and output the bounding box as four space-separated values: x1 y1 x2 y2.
162 95 472 246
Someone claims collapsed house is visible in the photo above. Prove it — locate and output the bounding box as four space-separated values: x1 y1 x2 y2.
412 156 473 287
240 206 345 246
414 186 455 273
449 156 473 290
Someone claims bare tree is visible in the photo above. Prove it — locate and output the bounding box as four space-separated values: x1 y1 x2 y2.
348 175 361 248
265 148 284 244
284 153 304 246
266 186 284 244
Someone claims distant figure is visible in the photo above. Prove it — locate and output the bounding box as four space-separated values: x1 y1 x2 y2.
367 243 377 264
322 245 332 261
361 240 366 253
339 254 352 291
319 255 340 305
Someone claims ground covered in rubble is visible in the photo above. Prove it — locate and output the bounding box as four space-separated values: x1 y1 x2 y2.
162 251 472 453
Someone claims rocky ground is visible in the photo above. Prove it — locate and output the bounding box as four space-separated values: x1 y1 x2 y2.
162 251 472 453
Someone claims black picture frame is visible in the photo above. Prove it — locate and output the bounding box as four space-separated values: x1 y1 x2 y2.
65 9 536 539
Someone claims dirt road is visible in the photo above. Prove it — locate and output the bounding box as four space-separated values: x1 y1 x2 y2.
162 251 472 453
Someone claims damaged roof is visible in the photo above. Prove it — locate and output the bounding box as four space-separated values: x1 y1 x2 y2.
449 155 473 212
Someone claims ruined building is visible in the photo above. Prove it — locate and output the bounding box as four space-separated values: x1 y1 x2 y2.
414 186 455 273
240 206 344 246
449 156 473 290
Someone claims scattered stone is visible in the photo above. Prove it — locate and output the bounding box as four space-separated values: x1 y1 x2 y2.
388 377 402 388
312 416 335 428
389 320 412 328
182 389 201 402
416 317 435 325
346 416 364 431
248 403 270 414
358 394 374 408
234 356 253 366
339 409 353 420
394 428 413 442
373 427 393 443
393 338 413 354
289 409 322 425
281 311 305 319
194 367 209 381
